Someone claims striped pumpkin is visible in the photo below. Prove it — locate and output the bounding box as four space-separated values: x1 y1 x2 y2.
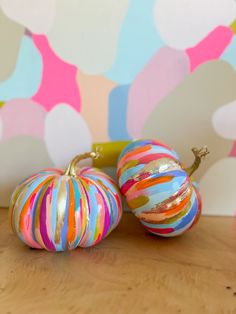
9 152 122 251
117 139 207 237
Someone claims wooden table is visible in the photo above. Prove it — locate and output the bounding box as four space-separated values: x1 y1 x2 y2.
0 209 236 314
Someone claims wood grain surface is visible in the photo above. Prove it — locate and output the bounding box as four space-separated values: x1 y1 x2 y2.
0 209 236 314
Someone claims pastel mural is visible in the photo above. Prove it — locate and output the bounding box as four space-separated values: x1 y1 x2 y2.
0 1 236 216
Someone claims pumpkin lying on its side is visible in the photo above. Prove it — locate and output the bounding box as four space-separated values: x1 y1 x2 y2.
117 139 209 237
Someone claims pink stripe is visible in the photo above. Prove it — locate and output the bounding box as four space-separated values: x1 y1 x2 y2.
139 153 176 164
146 226 174 234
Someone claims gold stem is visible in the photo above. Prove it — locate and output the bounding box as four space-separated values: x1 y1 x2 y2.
185 146 209 177
64 151 98 177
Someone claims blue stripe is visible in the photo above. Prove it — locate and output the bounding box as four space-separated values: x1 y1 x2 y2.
175 193 198 231
60 180 69 250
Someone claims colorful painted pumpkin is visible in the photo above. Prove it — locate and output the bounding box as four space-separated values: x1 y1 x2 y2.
117 139 209 237
9 152 122 251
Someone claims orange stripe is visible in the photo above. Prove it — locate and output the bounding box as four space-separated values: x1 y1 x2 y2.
19 177 52 232
119 145 151 164
138 188 192 221
135 176 173 190
67 180 76 243
162 190 192 218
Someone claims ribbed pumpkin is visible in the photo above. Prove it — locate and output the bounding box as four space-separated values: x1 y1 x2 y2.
117 139 208 237
9 152 122 251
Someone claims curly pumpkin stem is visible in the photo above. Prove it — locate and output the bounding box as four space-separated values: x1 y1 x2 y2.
185 146 209 177
64 151 99 177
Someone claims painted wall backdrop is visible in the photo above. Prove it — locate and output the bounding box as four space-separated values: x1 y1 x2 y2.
0 0 236 215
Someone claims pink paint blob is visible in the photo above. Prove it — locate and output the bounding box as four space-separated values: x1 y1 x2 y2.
127 47 189 138
186 26 233 72
0 99 46 140
32 35 81 112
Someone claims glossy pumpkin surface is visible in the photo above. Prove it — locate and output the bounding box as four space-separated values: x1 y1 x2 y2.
117 139 202 237
10 165 122 251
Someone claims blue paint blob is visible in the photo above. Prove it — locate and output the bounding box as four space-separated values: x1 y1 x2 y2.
106 0 163 84
0 35 42 101
108 85 131 140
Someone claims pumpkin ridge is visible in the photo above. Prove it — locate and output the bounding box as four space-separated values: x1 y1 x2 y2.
77 174 121 246
74 176 92 247
20 176 54 249
136 186 192 223
38 179 57 251
19 176 53 232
